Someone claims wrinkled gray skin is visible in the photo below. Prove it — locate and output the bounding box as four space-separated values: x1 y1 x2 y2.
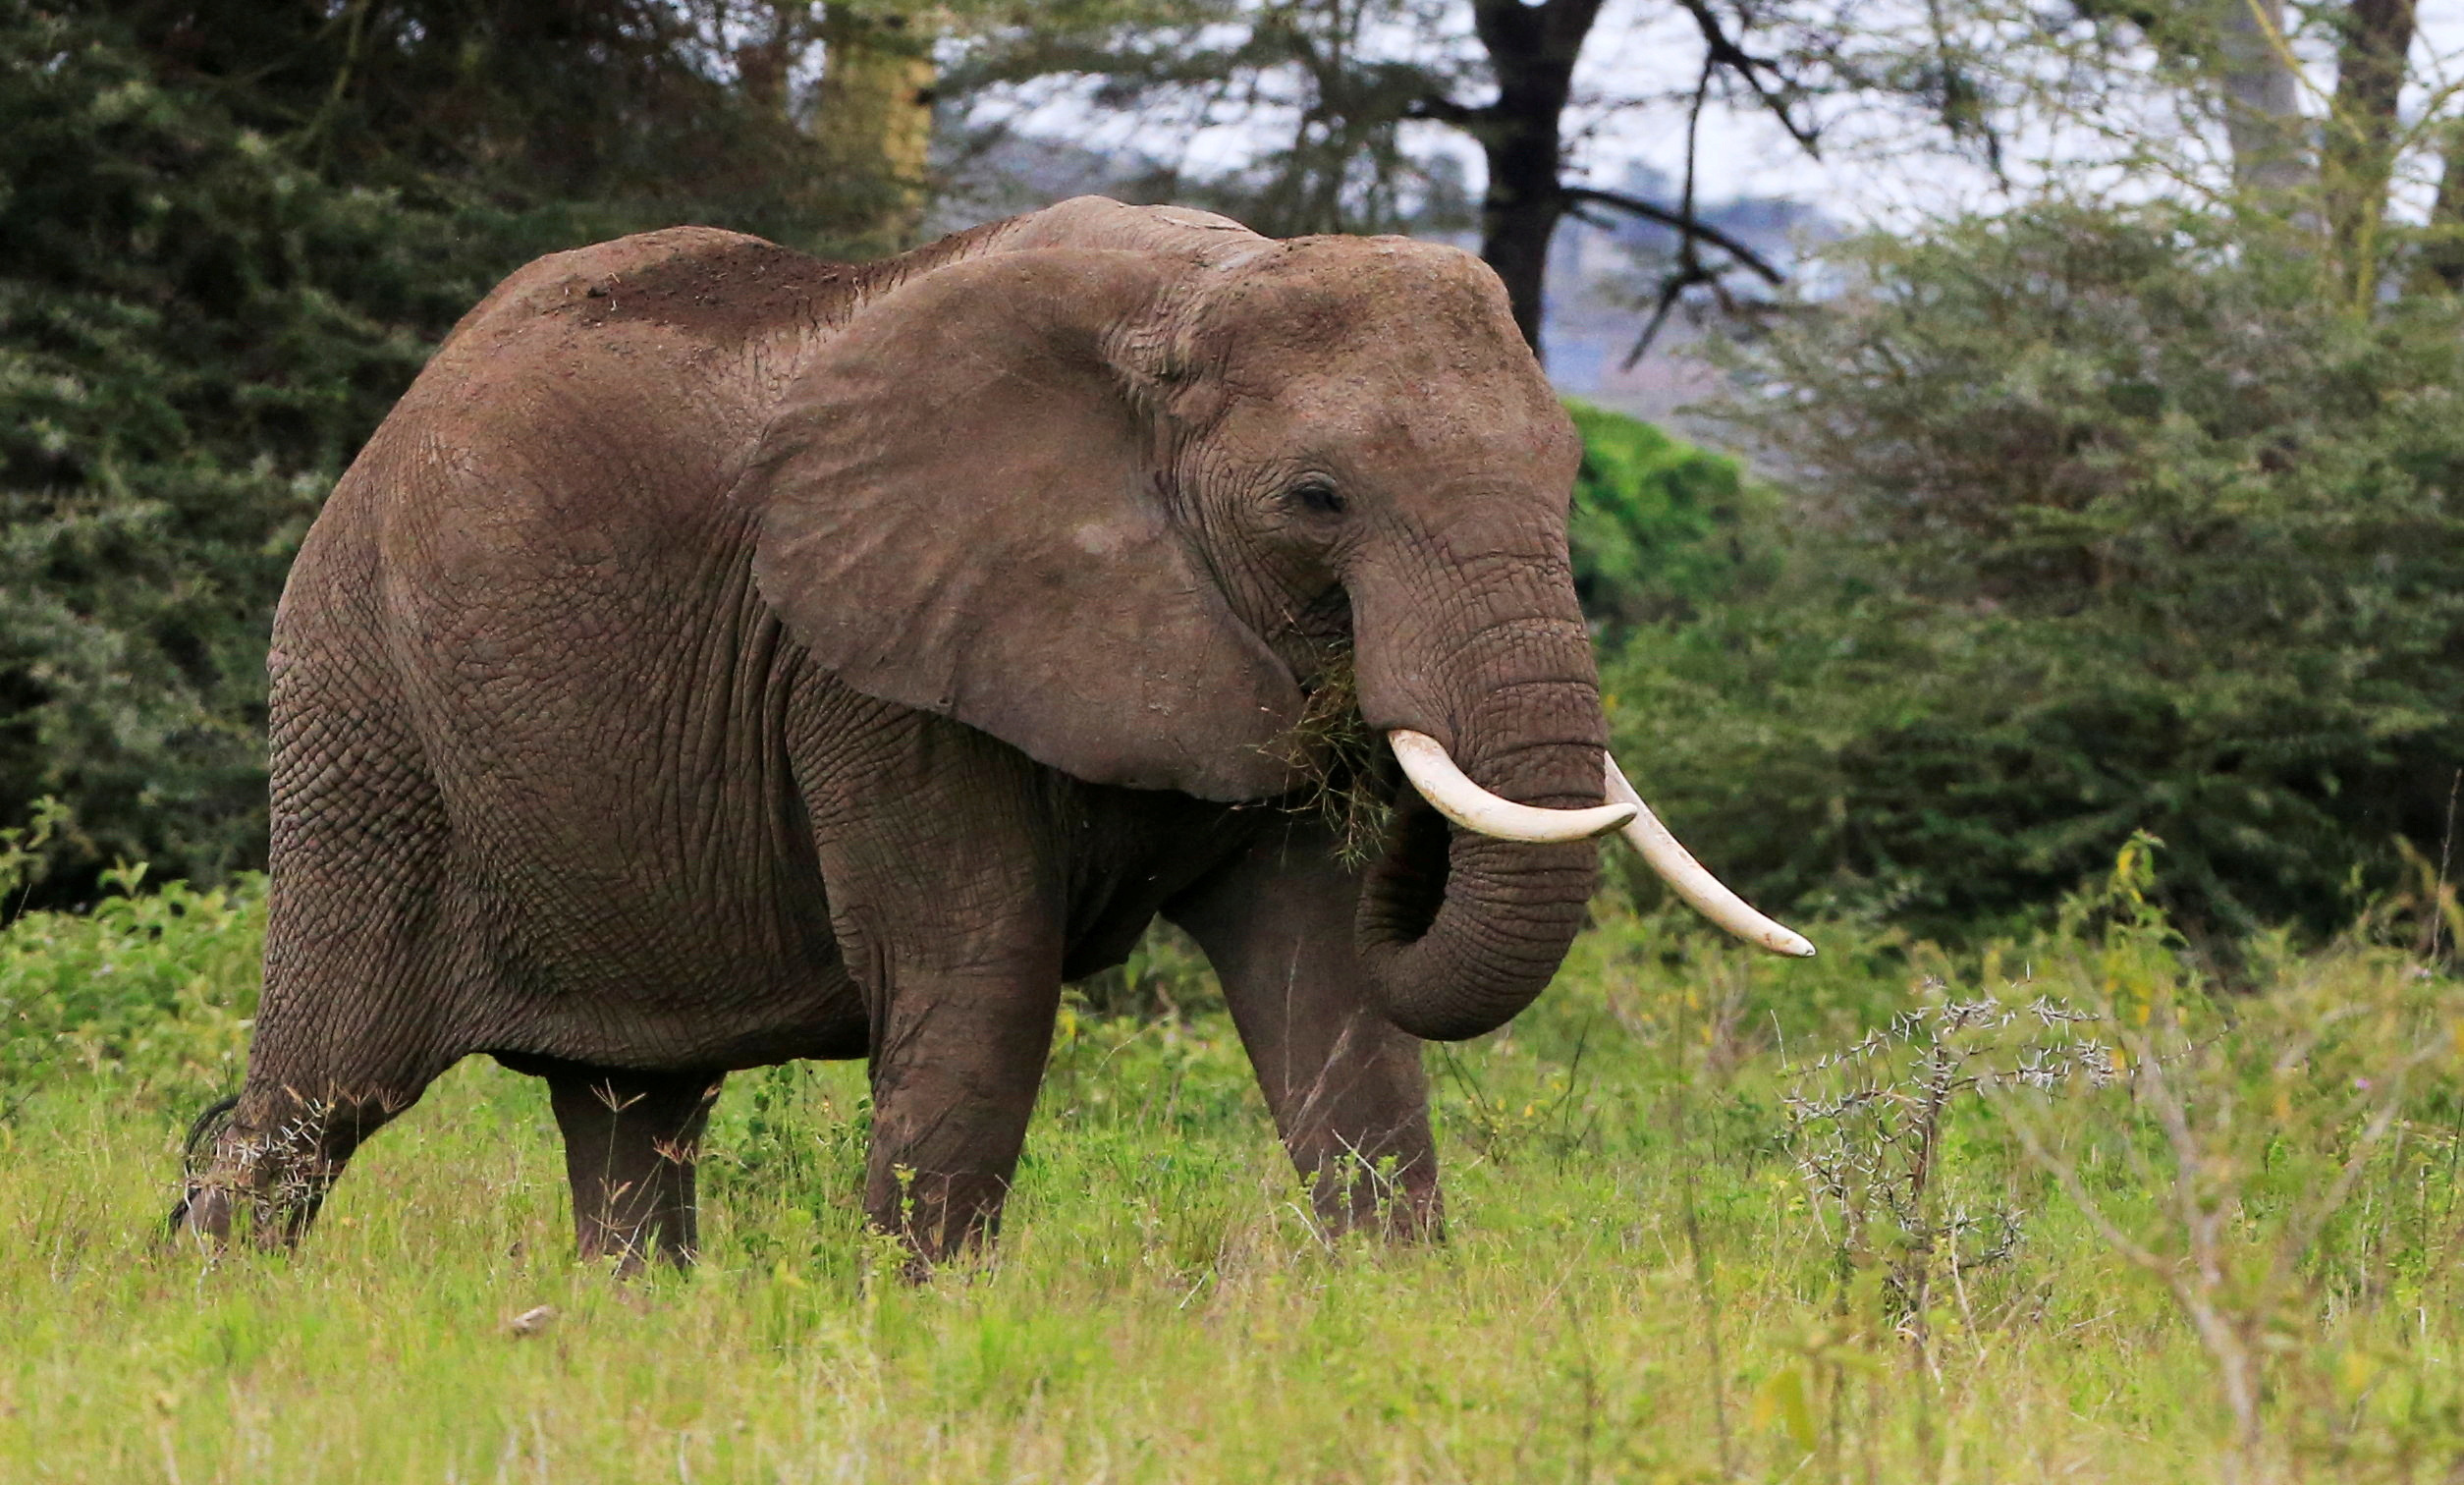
174 197 1613 1271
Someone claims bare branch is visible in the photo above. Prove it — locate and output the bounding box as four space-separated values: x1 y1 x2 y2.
1403 92 1487 126
1673 0 1823 157
1561 187 1786 285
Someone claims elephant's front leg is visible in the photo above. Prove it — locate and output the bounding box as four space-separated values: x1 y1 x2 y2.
798 703 1067 1267
1168 819 1442 1238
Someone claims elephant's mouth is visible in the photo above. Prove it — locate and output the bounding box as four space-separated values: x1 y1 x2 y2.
1255 593 1814 997
1260 638 1396 866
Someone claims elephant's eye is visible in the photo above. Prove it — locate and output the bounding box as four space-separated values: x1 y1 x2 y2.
1287 476 1345 517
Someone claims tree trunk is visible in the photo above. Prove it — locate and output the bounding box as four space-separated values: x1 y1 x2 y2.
2417 119 2464 294
817 5 938 254
1467 0 1607 360
733 1 803 117
2212 0 2316 204
2323 0 2417 299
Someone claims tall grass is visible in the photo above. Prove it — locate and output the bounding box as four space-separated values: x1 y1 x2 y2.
2 847 2458 1481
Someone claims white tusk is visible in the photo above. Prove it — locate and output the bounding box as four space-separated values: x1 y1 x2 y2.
1604 757 1817 958
1387 731 1637 844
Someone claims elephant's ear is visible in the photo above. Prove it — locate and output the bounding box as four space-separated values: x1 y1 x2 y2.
749 248 1304 800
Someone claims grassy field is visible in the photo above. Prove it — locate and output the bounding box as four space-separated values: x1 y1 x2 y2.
3 848 2461 1482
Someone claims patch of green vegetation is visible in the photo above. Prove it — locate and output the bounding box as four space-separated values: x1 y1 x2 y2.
3 846 2460 1480
0 815 260 1117
1563 398 1772 632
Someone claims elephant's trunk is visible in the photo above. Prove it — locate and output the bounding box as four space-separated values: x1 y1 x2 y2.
1346 538 1613 1043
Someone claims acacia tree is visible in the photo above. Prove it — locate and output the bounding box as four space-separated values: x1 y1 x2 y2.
951 0 1834 357
1415 0 1811 350
1920 0 2459 302
1638 1 2464 939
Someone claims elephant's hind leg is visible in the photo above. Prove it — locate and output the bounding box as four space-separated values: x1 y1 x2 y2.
545 1065 724 1274
173 866 458 1249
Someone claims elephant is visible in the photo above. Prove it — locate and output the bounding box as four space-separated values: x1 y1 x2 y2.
172 195 1808 1272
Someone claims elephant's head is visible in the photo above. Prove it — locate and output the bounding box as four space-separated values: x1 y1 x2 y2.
751 197 1805 1042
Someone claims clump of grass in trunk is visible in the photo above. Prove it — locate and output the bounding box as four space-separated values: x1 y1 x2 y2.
1260 643 1394 868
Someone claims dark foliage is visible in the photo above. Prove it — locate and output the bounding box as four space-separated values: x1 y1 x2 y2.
105 0 844 228
0 3 867 906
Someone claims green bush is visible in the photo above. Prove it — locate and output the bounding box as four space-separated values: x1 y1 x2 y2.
0 8 499 894
1607 203 2464 945
0 857 263 1119
1562 398 1770 630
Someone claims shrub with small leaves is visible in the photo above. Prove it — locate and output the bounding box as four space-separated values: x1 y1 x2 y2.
0 862 263 1118
1610 201 2464 943
1783 975 2109 1348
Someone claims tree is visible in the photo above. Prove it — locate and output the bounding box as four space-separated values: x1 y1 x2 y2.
2323 0 2418 296
1424 0 1807 351
103 0 854 235
1921 0 2459 300
952 0 1818 358
2213 0 2310 198
1 4 496 896
2421 116 2464 292
1603 0 2464 942
818 2 943 249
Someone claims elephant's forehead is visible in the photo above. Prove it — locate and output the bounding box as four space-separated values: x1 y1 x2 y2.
1201 237 1518 357
1236 370 1554 446
1198 246 1560 442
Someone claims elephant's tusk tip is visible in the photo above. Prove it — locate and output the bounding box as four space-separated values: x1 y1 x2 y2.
1604 752 1819 961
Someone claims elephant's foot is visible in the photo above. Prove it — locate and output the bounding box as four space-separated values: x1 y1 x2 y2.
1303 1150 1445 1243
864 1163 1019 1277
859 976 1064 1276
169 1086 409 1250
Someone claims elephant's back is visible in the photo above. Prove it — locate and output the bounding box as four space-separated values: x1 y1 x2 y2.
444 226 855 352
355 228 845 557
267 230 861 1057
291 228 857 679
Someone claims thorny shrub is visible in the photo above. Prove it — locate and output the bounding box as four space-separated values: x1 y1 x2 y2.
1988 836 2464 1479
1782 983 2109 1347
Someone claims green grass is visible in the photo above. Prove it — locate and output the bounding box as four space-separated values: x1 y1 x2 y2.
4 854 2462 1482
